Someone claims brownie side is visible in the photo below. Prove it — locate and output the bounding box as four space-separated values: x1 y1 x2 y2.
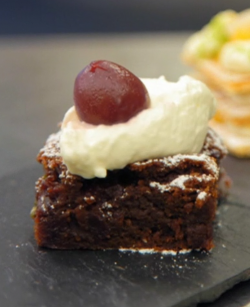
33 129 226 252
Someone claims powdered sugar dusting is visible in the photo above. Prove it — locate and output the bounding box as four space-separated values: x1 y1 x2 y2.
40 132 61 158
203 128 228 156
102 202 113 209
135 153 218 176
39 128 223 184
150 173 215 193
197 191 207 201
169 175 190 189
99 202 113 219
150 182 169 192
84 196 96 204
120 192 128 199
119 248 192 255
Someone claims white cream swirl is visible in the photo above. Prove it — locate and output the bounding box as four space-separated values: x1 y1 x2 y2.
60 76 216 179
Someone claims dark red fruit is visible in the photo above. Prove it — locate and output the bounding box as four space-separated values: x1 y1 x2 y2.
74 60 150 125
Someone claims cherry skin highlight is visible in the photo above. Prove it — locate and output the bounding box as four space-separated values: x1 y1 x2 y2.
74 60 150 125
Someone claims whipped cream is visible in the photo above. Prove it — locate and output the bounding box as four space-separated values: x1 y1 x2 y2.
60 76 216 179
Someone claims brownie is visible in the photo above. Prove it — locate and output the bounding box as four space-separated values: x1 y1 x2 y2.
32 128 227 252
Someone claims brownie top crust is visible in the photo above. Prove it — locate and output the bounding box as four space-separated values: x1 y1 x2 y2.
36 127 228 205
38 127 227 179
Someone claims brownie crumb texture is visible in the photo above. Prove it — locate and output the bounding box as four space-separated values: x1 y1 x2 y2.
33 128 227 252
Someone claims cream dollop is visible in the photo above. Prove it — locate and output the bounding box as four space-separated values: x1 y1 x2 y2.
60 76 216 179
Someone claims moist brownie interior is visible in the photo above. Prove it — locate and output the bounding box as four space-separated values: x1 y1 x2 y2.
33 128 227 252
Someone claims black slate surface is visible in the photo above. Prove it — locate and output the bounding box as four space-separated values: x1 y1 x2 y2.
0 156 250 307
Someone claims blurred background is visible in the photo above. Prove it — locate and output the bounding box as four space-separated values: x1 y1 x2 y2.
1 0 250 35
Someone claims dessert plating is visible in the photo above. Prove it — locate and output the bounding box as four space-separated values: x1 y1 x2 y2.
32 60 228 252
182 9 250 158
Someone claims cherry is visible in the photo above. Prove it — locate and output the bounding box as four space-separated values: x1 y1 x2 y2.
74 60 150 125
